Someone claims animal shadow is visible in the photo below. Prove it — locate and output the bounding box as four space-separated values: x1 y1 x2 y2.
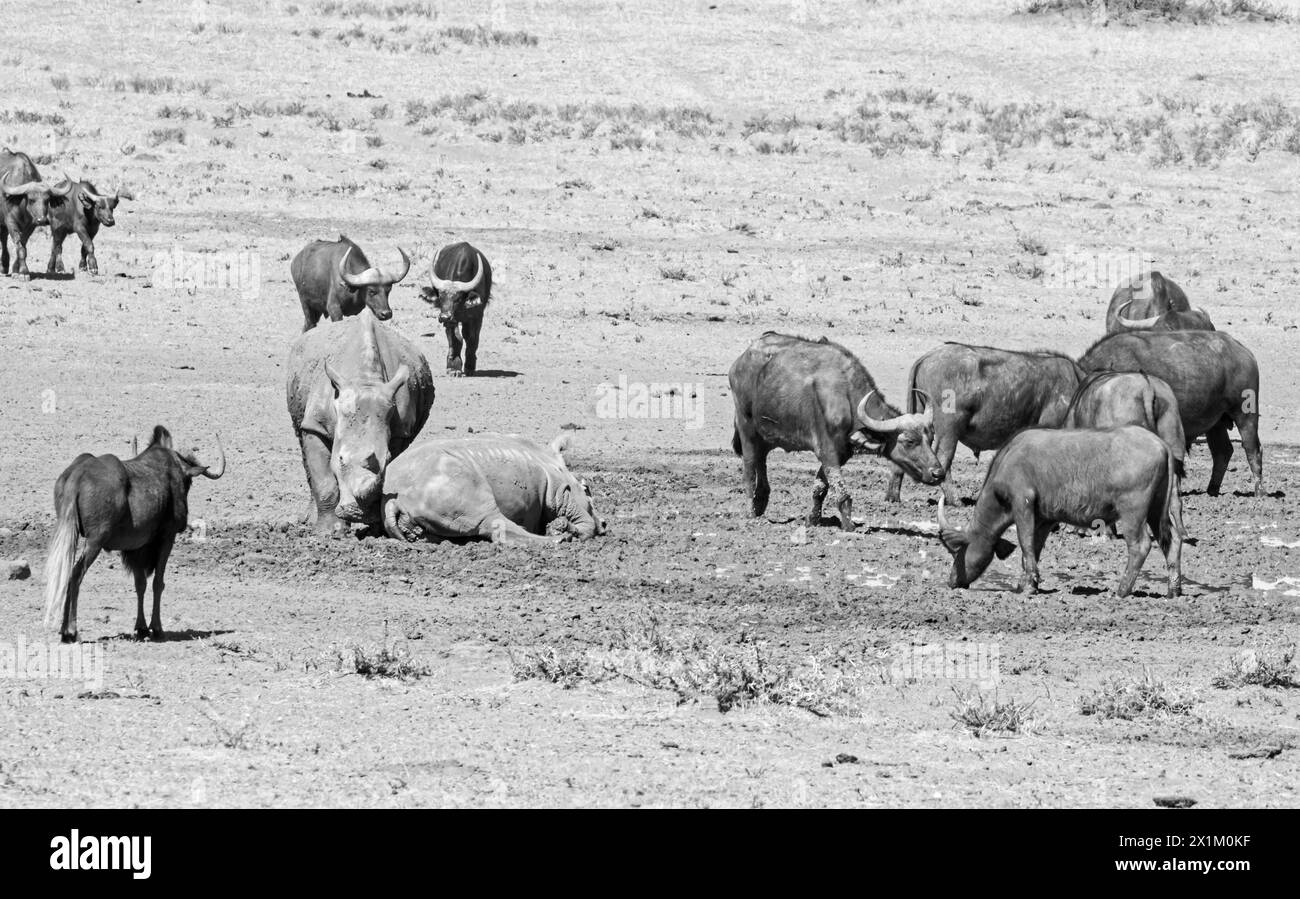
27 272 75 282
106 628 235 644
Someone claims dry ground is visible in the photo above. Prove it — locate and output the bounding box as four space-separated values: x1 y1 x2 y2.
1 0 1299 807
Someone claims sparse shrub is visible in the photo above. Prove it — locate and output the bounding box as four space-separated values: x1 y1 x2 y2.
1212 647 1299 689
50 74 69 90
1080 670 1196 719
950 688 1035 736
147 127 186 147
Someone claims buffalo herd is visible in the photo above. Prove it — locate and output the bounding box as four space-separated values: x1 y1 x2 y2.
21 149 1262 642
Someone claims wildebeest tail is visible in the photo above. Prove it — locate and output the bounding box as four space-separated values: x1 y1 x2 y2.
42 490 80 627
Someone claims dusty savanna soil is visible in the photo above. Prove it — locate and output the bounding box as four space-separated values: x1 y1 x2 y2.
1 0 1299 807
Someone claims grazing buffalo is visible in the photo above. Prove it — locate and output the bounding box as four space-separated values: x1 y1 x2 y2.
1065 371 1187 477
0 150 70 276
419 242 492 376
1079 330 1262 495
937 426 1184 598
286 308 434 534
43 426 226 643
46 180 133 275
885 344 1084 504
729 332 944 531
290 235 411 331
383 433 607 545
1113 300 1215 333
1105 270 1190 333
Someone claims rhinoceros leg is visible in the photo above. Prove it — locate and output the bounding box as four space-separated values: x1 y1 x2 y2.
299 432 345 535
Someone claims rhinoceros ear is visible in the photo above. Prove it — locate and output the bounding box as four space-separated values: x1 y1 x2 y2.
324 360 344 398
382 364 410 399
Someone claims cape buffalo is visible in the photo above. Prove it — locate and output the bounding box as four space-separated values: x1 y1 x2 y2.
46 179 133 275
729 332 944 531
1113 300 1215 333
1065 371 1187 477
937 426 1184 598
286 308 434 534
884 344 1084 505
1105 270 1190 333
43 426 226 643
419 242 492 376
0 150 71 276
1079 330 1262 496
383 433 607 545
290 235 411 331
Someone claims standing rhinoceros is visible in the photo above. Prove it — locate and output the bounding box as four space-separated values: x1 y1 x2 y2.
381 433 607 545
287 308 434 534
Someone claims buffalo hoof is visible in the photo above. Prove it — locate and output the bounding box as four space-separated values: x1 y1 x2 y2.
150 628 164 642
134 626 150 641
60 632 78 644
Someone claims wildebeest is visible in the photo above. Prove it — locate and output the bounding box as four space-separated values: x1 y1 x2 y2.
1112 300 1215 333
286 308 434 534
1065 371 1187 476
43 426 226 643
290 235 412 331
936 426 1184 598
1079 329 1262 495
729 332 944 531
1104 270 1190 333
46 179 133 275
383 433 607 545
0 149 70 276
419 242 492 376
884 344 1084 504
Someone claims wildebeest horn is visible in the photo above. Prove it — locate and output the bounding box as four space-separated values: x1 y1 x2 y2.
856 389 933 433
197 435 226 479
338 246 384 288
1117 300 1160 329
430 251 484 293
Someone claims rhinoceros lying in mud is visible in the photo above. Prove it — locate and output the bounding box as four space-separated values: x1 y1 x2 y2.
382 434 608 545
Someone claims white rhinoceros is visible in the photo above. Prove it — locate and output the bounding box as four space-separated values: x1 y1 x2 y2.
381 433 607 545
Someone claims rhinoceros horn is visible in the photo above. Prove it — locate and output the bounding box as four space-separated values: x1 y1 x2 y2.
856 389 933 433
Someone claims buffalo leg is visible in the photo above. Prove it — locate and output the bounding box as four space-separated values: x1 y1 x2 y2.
810 466 829 526
1011 498 1041 593
149 533 175 640
0 221 8 273
462 316 482 376
300 297 320 332
12 228 29 276
884 464 905 503
936 433 962 506
1233 409 1264 495
300 432 344 535
48 231 67 275
1116 526 1152 598
1205 422 1233 496
76 228 98 275
739 434 770 517
445 322 464 376
59 541 102 644
133 567 149 638
1148 502 1183 599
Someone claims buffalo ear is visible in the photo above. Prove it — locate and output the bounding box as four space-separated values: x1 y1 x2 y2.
465 294 483 308
938 528 967 555
850 429 885 453
80 193 95 208
994 538 1016 560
